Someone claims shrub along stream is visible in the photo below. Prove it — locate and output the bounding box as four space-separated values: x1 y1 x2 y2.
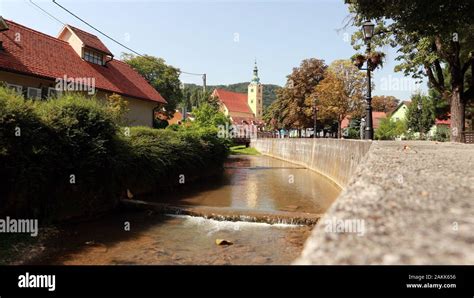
0 87 229 222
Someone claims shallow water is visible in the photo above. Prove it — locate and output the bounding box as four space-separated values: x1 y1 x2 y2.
32 155 340 265
159 155 340 214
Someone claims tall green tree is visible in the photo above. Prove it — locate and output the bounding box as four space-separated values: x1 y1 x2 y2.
192 102 230 129
122 53 182 118
346 0 474 142
405 93 435 139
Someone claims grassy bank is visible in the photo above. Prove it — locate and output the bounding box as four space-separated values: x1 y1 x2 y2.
0 87 229 222
230 145 260 155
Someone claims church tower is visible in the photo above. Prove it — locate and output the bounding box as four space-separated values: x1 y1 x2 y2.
247 61 263 119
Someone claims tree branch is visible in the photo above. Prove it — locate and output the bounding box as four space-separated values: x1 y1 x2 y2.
424 63 445 93
434 36 448 60
461 54 473 75
434 59 445 87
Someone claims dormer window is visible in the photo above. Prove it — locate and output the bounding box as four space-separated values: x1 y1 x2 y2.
83 49 103 65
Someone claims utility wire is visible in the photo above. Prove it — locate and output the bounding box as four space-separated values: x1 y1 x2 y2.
51 0 205 78
28 0 65 26
51 0 144 57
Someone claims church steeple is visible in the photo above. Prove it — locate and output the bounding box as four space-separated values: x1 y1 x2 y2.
251 60 260 84
248 60 263 119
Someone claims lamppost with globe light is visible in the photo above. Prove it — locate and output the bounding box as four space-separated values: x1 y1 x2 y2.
313 97 319 138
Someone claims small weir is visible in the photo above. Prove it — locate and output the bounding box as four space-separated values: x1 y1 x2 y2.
120 199 322 226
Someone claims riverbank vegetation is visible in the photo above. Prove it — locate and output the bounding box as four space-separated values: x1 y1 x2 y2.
0 87 229 222
230 145 260 155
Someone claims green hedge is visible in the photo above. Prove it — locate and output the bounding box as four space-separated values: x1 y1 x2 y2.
118 126 228 195
0 88 229 221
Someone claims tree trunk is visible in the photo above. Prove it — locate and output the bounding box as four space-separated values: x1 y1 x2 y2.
450 88 465 142
337 121 342 139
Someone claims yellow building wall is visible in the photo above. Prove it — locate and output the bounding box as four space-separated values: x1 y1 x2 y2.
247 83 263 118
391 103 408 122
57 27 84 59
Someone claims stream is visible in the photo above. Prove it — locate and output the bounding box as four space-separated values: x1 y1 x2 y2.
30 155 340 265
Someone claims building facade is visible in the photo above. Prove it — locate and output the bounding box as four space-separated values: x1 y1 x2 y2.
0 18 166 127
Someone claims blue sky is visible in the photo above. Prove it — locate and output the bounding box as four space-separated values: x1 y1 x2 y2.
1 0 425 100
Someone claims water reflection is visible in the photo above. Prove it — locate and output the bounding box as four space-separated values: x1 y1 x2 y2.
161 155 340 214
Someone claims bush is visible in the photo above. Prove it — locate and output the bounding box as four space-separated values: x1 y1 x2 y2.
1 91 122 220
0 88 54 218
0 88 229 221
346 127 360 139
35 94 123 219
118 126 229 196
375 118 406 140
432 125 450 142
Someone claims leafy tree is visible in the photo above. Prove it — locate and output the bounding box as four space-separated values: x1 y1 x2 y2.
346 0 474 142
266 58 327 133
106 93 129 125
405 93 435 139
192 102 230 129
372 95 399 113
263 99 283 130
122 53 182 118
312 60 366 138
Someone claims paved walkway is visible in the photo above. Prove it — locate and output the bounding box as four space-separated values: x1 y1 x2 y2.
295 141 474 264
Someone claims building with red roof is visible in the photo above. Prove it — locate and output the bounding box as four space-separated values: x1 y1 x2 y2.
341 111 387 130
211 62 263 125
0 18 166 127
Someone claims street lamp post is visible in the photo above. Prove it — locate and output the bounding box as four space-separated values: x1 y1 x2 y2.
362 21 375 140
313 98 319 139
417 101 423 139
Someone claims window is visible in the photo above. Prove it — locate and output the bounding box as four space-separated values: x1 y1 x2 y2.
6 83 22 94
250 88 254 92
83 49 103 65
27 87 42 99
48 87 62 98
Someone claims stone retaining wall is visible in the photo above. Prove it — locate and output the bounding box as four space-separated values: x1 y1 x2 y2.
251 138 372 189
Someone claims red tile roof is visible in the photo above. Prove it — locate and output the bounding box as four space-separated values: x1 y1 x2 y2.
0 20 166 104
435 118 450 125
67 25 113 56
341 111 387 129
372 111 387 129
341 117 350 129
213 89 253 114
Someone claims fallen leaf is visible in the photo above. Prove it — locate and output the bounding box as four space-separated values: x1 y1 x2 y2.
215 239 233 246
